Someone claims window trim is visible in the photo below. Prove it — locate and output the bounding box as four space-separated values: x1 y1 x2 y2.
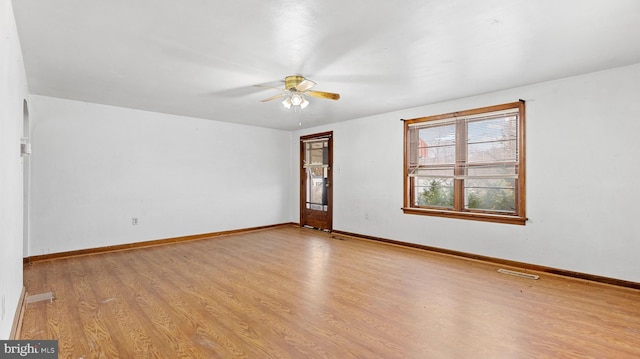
402 101 526 225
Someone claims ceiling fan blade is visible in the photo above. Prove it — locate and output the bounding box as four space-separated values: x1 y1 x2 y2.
307 90 340 100
295 79 317 92
254 84 283 90
260 93 287 102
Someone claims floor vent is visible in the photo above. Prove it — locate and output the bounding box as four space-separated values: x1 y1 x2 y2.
497 269 540 280
26 292 54 304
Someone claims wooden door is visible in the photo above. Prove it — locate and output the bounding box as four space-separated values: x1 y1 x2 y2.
300 132 332 231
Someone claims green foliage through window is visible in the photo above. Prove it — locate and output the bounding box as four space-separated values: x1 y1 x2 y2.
418 179 453 207
466 183 515 212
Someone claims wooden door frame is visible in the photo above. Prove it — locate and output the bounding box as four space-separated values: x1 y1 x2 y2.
299 131 333 231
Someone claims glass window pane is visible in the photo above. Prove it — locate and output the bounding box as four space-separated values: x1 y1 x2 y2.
414 177 454 208
467 140 517 163
467 116 517 163
466 164 516 178
467 116 517 143
465 178 516 212
418 125 456 165
412 166 454 178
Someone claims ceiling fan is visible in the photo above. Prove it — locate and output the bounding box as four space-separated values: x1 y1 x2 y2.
260 75 340 109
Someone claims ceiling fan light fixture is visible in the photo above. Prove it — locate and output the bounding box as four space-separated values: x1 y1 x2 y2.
290 93 303 106
282 97 292 109
282 93 309 109
299 97 309 109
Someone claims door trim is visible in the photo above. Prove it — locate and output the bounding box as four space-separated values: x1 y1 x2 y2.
300 131 333 231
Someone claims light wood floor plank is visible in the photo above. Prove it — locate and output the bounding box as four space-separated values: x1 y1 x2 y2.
22 226 640 358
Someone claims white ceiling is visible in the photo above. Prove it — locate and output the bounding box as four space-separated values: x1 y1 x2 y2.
12 0 640 130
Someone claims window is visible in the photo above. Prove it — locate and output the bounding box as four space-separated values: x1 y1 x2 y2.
403 101 526 225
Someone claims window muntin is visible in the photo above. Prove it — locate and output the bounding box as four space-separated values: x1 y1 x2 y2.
403 102 526 225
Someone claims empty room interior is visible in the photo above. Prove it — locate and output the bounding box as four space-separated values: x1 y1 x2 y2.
2 0 640 357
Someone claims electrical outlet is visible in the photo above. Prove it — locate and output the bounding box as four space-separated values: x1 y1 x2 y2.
132 217 138 225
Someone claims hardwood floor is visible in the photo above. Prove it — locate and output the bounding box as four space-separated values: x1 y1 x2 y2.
21 226 640 358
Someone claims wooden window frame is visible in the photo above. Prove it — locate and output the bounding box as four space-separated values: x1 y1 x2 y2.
403 101 526 225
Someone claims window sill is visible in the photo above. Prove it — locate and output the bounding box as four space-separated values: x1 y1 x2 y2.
401 207 527 225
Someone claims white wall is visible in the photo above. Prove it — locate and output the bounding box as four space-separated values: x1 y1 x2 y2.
0 0 29 339
29 96 292 255
293 63 640 283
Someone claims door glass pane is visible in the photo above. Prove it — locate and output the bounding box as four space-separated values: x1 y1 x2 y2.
305 140 328 212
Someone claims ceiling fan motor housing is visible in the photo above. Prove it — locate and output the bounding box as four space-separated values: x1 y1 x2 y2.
285 75 305 91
